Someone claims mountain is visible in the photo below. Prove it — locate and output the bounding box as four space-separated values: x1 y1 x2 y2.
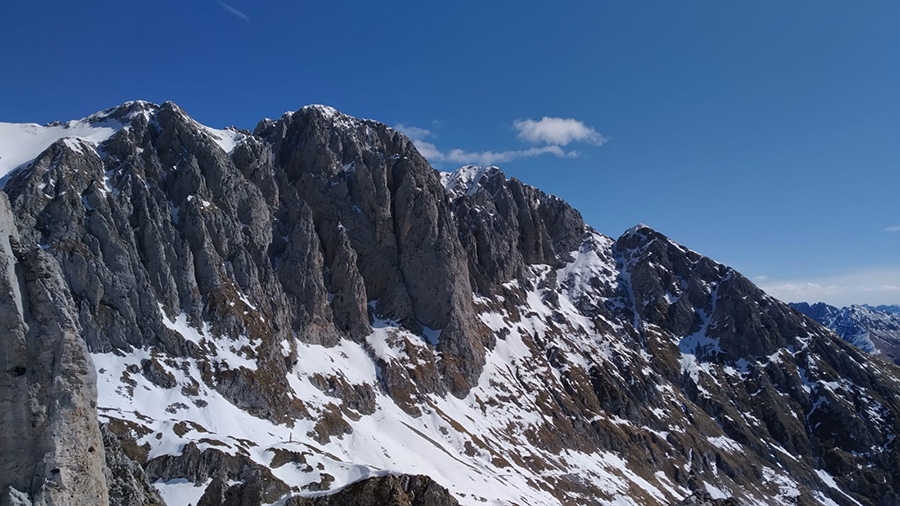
866 305 900 316
791 302 900 364
2 101 900 506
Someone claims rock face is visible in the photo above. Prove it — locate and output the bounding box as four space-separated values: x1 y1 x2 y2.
791 302 900 364
253 107 489 396
0 191 108 505
443 165 585 296
2 101 900 506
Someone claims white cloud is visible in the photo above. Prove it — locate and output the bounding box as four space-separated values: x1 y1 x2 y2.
513 117 607 146
216 1 249 21
885 225 900 233
393 124 432 141
409 140 443 161
411 140 573 166
443 145 571 166
395 117 601 167
759 268 900 307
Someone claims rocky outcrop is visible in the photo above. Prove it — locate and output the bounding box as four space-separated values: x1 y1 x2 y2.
284 474 459 506
612 224 900 504
0 191 108 505
444 166 585 296
3 101 491 406
673 492 737 506
101 424 165 506
196 473 265 506
145 443 290 503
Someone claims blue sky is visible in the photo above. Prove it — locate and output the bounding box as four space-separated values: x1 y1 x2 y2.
1 1 898 306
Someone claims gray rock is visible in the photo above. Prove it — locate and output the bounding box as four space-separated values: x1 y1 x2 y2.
674 491 737 506
196 477 230 506
146 443 289 504
285 474 459 506
140 358 177 389
196 473 265 506
326 225 370 341
446 166 586 296
101 424 166 506
257 106 491 395
0 191 108 506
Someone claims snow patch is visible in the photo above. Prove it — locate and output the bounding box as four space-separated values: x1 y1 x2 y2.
198 125 246 154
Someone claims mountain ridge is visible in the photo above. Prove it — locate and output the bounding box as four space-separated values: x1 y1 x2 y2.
790 301 900 364
2 101 900 506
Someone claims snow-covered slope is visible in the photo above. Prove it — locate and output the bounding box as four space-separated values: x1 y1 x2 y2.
440 165 496 196
0 117 120 182
0 101 160 181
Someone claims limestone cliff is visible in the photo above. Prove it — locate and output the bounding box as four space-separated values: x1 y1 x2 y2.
0 191 108 505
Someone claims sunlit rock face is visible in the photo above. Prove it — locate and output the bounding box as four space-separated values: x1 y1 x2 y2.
2 101 900 506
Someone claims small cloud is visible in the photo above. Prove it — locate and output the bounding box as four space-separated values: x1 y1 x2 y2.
885 225 900 233
216 1 249 21
409 140 573 166
442 145 569 166
394 124 433 141
513 117 607 146
410 140 443 161
753 275 769 283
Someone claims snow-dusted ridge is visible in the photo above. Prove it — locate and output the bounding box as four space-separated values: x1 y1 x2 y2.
0 100 249 186
0 117 121 183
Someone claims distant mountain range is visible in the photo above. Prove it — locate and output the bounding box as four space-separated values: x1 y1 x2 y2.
790 302 900 364
866 304 900 316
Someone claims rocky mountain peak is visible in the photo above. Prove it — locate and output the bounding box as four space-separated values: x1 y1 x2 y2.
3 101 900 506
84 100 160 125
612 224 811 363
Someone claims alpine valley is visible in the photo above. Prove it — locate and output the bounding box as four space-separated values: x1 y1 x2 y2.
1 101 899 506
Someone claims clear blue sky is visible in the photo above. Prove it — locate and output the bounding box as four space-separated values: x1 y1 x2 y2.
1 1 898 306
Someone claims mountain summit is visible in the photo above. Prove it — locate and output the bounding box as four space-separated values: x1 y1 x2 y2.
2 102 900 506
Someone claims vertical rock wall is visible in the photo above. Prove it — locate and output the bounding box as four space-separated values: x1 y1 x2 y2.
0 192 108 505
